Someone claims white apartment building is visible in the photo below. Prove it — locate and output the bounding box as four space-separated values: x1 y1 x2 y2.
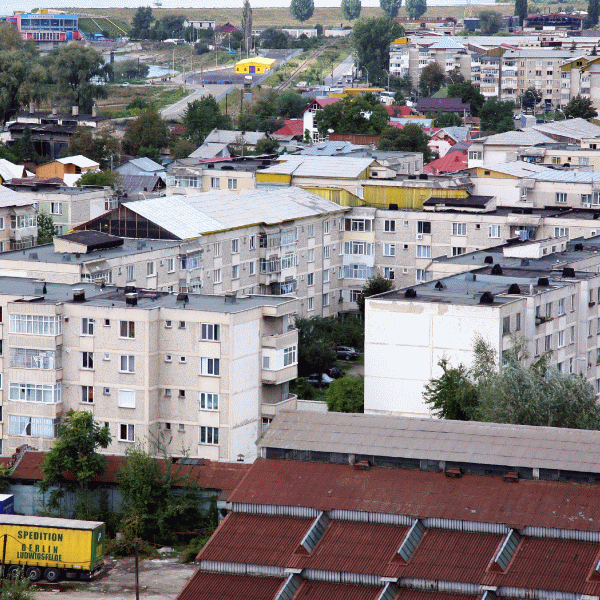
365 236 600 417
0 279 298 461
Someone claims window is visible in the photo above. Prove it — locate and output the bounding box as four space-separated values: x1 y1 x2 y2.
164 388 172 397
10 314 61 335
503 316 510 335
200 357 220 376
384 219 396 232
228 178 237 190
0 217 4 230
213 242 222 257
515 313 521 331
103 387 110 395
416 269 426 282
323 269 330 283
307 249 315 262
213 269 222 284
50 202 61 215
554 227 569 238
210 177 220 189
556 192 567 203
249 260 256 276
384 267 395 280
283 345 297 366
9 415 54 438
570 325 575 344
165 354 172 362
165 320 172 328
167 258 175 273
10 348 60 370
558 298 565 315
10 214 36 229
178 423 185 432
323 293 330 307
120 321 135 338
200 426 219 444
249 234 256 250
558 329 565 347
179 321 186 329
383 243 396 256
81 318 94 336
344 241 374 255
452 223 467 236
416 245 431 258
571 294 576 312
545 302 552 318
324 245 330 259
119 355 135 373
201 323 220 341
81 386 93 403
119 424 135 442
323 220 330 234
118 390 135 408
200 392 219 410
9 382 61 404
307 273 314 286
231 238 239 253
232 264 239 279
452 247 466 256
82 351 94 370
345 218 372 232
126 265 134 281
545 334 551 352
417 221 431 234
489 225 500 238
146 261 155 276
534 338 539 356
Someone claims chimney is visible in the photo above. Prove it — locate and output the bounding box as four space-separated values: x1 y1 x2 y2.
92 104 97 118
72 288 85 302
125 292 138 306
72 106 79 116
224 291 237 304
29 102 34 114
52 106 57 116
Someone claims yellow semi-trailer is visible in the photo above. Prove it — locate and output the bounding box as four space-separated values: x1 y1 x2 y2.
0 514 105 583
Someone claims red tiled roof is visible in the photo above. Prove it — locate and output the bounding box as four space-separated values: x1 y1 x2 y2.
198 513 312 565
294 582 382 600
176 572 283 600
397 593 478 600
300 98 341 116
274 119 304 137
228 459 600 532
384 105 415 117
423 151 468 174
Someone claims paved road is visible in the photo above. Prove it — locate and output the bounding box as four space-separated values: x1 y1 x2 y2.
160 79 234 120
324 54 355 86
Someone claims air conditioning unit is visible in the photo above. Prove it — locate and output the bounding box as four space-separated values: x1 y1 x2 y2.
416 233 423 240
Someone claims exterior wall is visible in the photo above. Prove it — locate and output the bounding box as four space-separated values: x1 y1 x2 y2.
36 163 66 179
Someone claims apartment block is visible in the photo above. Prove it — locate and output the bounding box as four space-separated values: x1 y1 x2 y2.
0 279 298 461
365 236 600 417
0 185 38 251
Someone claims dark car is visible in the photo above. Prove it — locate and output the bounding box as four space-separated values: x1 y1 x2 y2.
325 366 344 379
308 373 335 387
336 346 360 361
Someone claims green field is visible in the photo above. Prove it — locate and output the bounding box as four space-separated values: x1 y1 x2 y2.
78 16 130 38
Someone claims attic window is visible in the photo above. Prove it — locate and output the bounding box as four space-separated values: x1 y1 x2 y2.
396 519 425 563
490 529 521 572
484 170 491 175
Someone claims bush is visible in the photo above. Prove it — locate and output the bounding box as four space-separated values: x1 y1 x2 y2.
290 377 317 400
127 98 149 110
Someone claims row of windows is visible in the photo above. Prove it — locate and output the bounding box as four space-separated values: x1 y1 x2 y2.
9 315 62 336
79 318 221 341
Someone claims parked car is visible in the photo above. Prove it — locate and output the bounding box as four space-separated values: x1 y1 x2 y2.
308 373 335 387
325 366 344 379
336 346 360 361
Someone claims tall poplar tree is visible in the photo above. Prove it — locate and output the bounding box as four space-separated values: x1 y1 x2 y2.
514 0 527 25
241 0 252 55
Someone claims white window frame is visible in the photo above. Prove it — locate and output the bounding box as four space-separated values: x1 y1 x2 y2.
119 423 135 442
200 357 220 376
118 389 135 408
119 355 135 373
200 392 219 410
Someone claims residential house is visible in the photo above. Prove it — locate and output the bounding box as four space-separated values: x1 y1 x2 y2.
119 175 166 202
115 157 166 179
36 155 100 187
188 129 267 160
300 98 341 143
416 97 471 116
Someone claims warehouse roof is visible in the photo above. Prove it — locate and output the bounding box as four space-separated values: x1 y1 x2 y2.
258 155 376 179
531 117 600 141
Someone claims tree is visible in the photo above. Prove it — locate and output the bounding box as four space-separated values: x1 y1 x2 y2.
131 6 154 37
316 93 389 136
38 410 111 516
447 81 485 116
0 21 24 50
37 211 55 245
77 169 122 189
276 90 308 118
259 28 289 49
254 137 279 154
290 0 315 22
514 0 528 25
327 377 364 412
587 0 599 28
405 0 427 19
390 74 414 96
47 44 111 113
356 274 394 315
479 9 502 34
423 357 478 420
0 576 34 600
480 97 515 133
341 0 362 20
380 0 402 18
241 0 253 54
183 96 231 146
432 111 462 127
419 62 446 96
171 138 195 159
123 107 170 155
112 59 150 81
295 316 338 377
377 123 432 160
564 94 598 119
521 87 542 113
352 17 404 86
66 127 119 170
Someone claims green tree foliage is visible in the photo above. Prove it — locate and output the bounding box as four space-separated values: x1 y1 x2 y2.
290 0 315 22
389 74 414 96
254 137 279 154
563 94 598 119
316 93 389 136
419 62 446 96
342 0 362 20
123 107 170 155
379 0 402 18
405 0 427 19
521 86 542 112
423 357 478 420
0 21 24 50
237 90 291 133
37 211 55 245
117 439 204 545
480 97 515 133
432 111 462 127
377 123 431 160
514 0 528 24
241 0 253 54
66 127 119 170
38 411 111 516
112 59 150 81
47 44 111 113
259 27 289 49
447 81 485 116
276 90 308 118
479 9 502 34
131 6 154 38
183 95 232 146
77 169 122 189
327 376 364 412
16 125 40 163
587 0 600 28
171 138 195 159
356 274 394 315
0 575 34 600
352 17 404 86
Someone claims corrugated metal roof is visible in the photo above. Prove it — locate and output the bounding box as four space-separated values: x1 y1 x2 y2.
258 412 600 476
294 582 382 600
56 155 99 169
198 513 312 566
176 572 283 600
429 38 466 50
298 141 364 156
259 156 376 179
531 118 600 140
228 459 600 531
126 157 164 172
480 131 555 146
474 162 551 177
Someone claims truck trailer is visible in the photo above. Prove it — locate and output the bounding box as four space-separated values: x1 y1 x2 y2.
0 514 105 582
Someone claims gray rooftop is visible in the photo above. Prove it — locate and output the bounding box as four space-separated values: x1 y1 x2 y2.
259 411 600 474
0 184 35 208
259 155 376 179
477 130 556 146
531 118 600 140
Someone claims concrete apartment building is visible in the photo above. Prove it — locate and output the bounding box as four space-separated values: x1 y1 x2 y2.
364 236 600 417
0 277 298 461
0 186 38 251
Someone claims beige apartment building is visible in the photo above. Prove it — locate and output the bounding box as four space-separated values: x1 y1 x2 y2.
0 279 298 461
0 186 38 251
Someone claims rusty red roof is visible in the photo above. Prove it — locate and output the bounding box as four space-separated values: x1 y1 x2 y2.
176 572 283 600
294 582 382 600
228 459 600 532
198 513 312 565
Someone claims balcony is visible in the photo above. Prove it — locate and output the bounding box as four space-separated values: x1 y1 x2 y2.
262 364 297 385
262 330 298 350
261 393 298 417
